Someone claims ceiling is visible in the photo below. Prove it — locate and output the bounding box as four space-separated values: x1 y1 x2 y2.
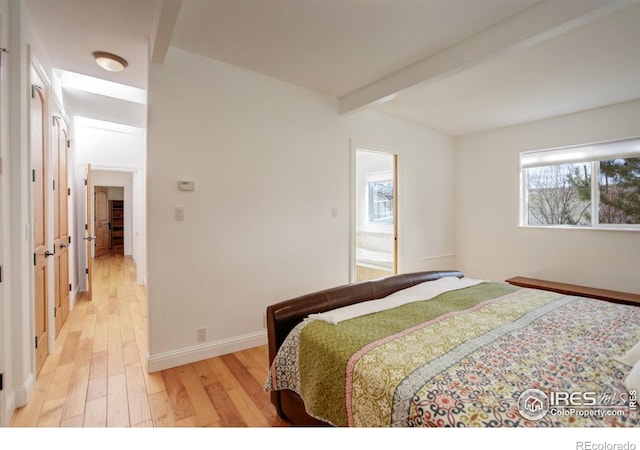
24 0 640 136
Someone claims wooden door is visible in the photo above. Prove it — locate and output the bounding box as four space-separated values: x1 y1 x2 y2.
31 77 49 374
94 187 110 257
85 165 94 300
59 122 70 323
53 114 70 334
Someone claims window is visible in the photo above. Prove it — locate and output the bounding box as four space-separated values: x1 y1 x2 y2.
367 171 394 224
520 138 640 229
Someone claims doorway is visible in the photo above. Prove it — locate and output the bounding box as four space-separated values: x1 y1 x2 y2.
82 168 140 298
353 149 398 282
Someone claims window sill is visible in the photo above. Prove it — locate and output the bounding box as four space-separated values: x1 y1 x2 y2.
518 224 640 232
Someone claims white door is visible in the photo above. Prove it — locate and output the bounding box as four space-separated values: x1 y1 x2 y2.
353 149 398 282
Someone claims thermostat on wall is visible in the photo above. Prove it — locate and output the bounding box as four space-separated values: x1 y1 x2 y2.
177 180 195 191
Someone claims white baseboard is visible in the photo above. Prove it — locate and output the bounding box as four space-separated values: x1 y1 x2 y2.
13 373 34 408
70 285 80 310
146 330 267 373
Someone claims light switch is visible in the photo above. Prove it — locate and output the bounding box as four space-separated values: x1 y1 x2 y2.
332 207 338 218
175 206 184 221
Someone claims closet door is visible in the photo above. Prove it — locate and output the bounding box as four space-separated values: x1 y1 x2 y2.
59 121 70 323
31 74 49 375
53 114 70 334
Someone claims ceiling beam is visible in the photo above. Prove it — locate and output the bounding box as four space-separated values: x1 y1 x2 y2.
339 0 638 115
150 0 183 64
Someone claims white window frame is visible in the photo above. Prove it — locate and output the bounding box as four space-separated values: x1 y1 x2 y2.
520 137 640 231
366 170 394 225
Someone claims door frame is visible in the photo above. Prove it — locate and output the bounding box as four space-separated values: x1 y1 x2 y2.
0 4 6 427
79 164 146 293
350 141 399 283
30 56 54 376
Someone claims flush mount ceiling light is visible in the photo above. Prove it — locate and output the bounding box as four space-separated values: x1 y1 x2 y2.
92 51 128 72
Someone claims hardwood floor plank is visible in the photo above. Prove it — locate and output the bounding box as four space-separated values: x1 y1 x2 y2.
175 416 198 427
60 415 84 427
125 362 153 426
84 396 107 427
92 302 108 354
233 348 270 386
226 387 271 427
176 365 221 426
143 371 167 396
68 299 88 333
79 306 97 341
61 359 90 419
192 360 218 387
206 357 243 392
132 420 154 427
36 398 65 427
43 363 74 403
107 373 130 427
58 331 81 366
89 350 108 380
87 376 108 401
107 336 125 377
148 391 176 427
123 339 139 366
58 331 81 364
220 353 264 397
204 382 246 427
160 368 195 421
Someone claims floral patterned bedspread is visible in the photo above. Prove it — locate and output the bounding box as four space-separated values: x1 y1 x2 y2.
265 283 640 427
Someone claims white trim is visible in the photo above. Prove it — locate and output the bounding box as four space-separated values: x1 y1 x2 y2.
69 283 80 311
0 1 7 428
13 372 34 408
146 331 267 373
419 253 456 261
349 140 356 283
518 224 640 233
352 143 399 281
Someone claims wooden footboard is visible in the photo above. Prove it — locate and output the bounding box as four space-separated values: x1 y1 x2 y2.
266 270 464 425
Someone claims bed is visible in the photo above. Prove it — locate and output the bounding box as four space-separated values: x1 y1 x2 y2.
265 270 640 427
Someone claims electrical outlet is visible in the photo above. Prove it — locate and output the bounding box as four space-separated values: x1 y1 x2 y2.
197 327 207 342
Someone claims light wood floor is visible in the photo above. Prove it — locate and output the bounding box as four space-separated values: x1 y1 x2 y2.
10 251 288 427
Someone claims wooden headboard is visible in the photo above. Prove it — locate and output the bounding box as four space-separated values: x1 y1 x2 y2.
265 270 464 424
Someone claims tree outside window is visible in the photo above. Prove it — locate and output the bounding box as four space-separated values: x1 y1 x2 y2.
521 139 640 228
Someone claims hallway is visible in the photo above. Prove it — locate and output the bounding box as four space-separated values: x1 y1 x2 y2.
9 252 285 427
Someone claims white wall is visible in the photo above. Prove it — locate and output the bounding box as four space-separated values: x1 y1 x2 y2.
73 121 145 168
456 99 640 293
3 0 57 420
146 47 455 371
